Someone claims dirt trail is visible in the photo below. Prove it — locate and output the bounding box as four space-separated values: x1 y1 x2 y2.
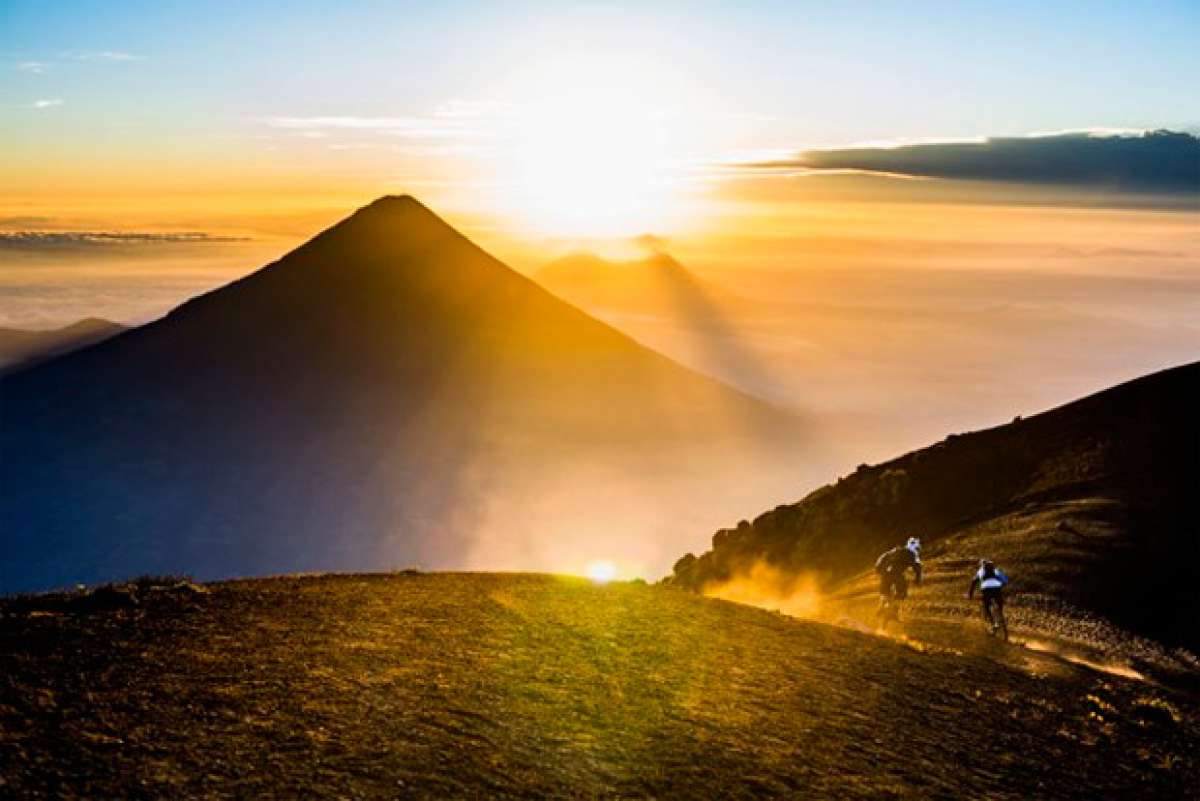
802 497 1200 687
1 573 1197 799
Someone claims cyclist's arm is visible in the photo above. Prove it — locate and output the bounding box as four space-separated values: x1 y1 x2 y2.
967 575 979 599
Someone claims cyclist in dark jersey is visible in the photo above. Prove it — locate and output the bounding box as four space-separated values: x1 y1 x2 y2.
875 537 923 609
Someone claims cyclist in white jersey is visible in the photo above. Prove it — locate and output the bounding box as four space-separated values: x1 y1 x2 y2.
967 559 1009 632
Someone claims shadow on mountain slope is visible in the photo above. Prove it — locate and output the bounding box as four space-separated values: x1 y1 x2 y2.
537 251 782 403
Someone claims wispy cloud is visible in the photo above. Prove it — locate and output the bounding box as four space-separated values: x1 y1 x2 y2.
0 231 250 248
263 99 515 147
429 99 514 119
15 51 142 75
31 98 63 109
266 115 496 140
59 50 144 62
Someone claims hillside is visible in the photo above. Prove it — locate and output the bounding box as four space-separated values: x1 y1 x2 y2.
669 361 1200 660
1 572 1196 798
0 197 808 593
0 318 125 374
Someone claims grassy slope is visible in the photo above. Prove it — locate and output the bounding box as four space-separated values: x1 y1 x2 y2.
1 573 1196 799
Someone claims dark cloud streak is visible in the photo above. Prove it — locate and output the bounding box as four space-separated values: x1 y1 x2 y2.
0 231 251 249
748 130 1200 195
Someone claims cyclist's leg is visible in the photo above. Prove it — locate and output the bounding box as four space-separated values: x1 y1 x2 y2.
982 590 1004 633
890 575 907 622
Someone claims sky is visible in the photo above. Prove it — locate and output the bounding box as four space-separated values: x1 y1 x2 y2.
2 1 1196 346
3 1 1198 237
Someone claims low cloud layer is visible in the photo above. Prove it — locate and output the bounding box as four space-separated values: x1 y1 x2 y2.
747 130 1199 195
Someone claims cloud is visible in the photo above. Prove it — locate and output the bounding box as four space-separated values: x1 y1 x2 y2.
741 130 1200 195
0 216 56 229
263 102 513 150
0 231 250 248
430 99 514 119
265 115 495 140
16 61 49 74
30 99 63 109
59 50 144 62
268 116 415 130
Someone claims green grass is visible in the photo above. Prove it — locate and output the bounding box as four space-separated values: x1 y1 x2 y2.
1 572 1197 798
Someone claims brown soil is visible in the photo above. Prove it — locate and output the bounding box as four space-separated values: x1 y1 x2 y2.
1 572 1196 799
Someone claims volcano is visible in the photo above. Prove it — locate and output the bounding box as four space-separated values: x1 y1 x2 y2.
0 197 808 592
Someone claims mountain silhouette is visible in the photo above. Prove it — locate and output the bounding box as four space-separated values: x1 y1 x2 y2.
0 317 125 374
671 361 1200 658
0 196 808 592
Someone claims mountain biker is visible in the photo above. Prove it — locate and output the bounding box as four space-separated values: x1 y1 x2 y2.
875 537 923 613
967 558 1009 634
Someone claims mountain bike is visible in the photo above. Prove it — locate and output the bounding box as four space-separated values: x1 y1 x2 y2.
981 594 1008 642
877 594 903 634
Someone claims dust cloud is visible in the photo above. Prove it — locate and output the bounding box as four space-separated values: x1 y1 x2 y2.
701 560 825 620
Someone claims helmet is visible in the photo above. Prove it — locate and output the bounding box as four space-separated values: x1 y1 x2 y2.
980 558 993 568
906 537 921 553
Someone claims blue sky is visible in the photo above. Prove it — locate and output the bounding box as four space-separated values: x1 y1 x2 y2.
5 0 1198 142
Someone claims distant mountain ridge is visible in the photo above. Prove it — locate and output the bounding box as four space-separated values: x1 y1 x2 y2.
670 361 1200 654
0 196 807 592
0 318 125 374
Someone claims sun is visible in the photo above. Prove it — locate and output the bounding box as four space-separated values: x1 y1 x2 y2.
586 559 619 585
506 58 681 238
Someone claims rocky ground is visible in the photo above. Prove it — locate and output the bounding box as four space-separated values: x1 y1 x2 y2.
1 572 1197 799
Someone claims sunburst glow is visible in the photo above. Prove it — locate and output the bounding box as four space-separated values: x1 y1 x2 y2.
586 559 619 585
507 59 679 238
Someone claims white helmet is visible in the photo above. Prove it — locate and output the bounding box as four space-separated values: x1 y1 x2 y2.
906 536 921 554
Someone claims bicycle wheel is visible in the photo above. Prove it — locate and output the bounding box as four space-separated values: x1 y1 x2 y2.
877 599 899 632
980 603 996 637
